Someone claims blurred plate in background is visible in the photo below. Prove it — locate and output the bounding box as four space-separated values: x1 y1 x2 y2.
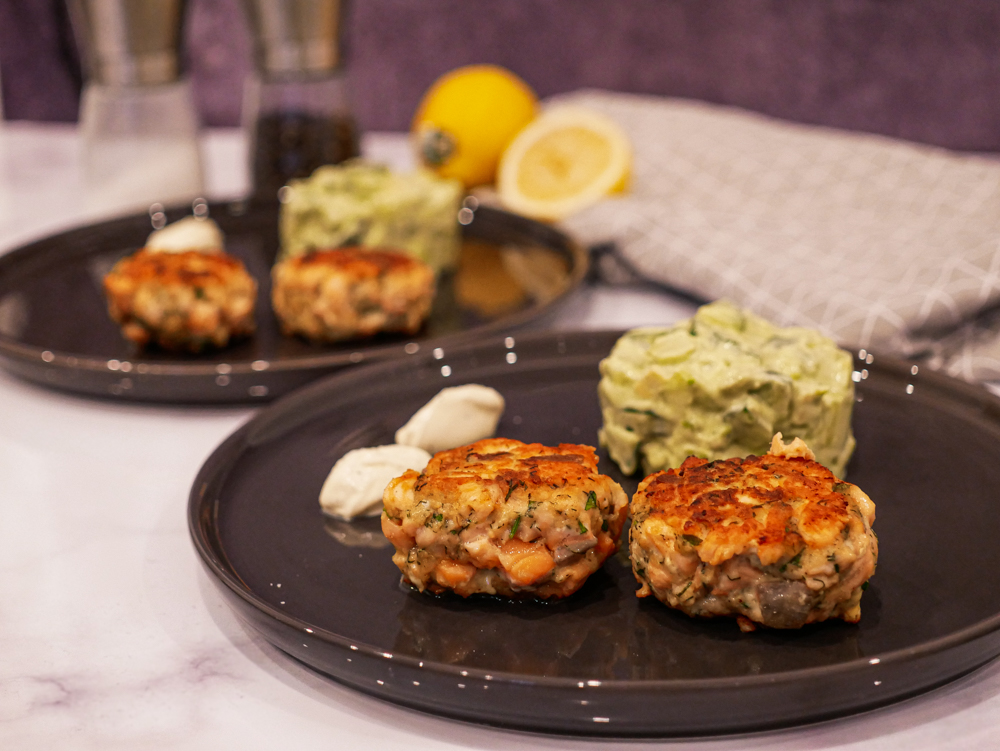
0 201 586 403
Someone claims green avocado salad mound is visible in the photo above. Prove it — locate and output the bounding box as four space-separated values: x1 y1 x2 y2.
279 160 463 273
598 300 856 476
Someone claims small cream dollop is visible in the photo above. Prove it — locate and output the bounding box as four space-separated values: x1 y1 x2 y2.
319 444 431 520
146 216 224 254
395 384 505 454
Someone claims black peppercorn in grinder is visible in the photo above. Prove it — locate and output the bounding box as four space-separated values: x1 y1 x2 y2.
242 0 360 200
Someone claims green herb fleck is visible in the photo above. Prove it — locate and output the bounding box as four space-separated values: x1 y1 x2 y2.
623 407 658 418
601 519 609 532
585 491 597 510
578 520 588 534
509 515 521 538
681 534 702 546
833 482 851 494
781 550 803 572
433 513 443 522
861 581 869 591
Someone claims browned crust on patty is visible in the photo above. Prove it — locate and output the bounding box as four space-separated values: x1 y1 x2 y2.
103 249 257 352
104 248 248 288
289 246 426 275
638 454 857 567
423 438 597 477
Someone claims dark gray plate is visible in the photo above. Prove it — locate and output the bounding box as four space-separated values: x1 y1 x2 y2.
188 329 1000 736
0 201 586 403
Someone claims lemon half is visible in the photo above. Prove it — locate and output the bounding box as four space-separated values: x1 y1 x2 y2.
497 106 631 221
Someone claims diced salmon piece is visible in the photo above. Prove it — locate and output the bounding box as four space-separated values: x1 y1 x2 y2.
433 559 477 588
498 540 556 586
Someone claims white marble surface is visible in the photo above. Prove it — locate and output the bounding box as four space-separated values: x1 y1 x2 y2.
1 125 999 749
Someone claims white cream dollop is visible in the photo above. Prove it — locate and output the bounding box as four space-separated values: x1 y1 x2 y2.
319 444 431 520
394 384 505 454
146 216 224 254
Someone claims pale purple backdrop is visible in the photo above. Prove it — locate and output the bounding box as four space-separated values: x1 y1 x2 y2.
2 0 1000 151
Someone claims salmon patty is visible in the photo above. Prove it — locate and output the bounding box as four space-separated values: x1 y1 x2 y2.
630 434 877 629
271 247 435 342
382 437 629 599
103 249 257 352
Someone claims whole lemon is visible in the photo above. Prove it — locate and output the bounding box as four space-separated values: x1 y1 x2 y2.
412 65 538 188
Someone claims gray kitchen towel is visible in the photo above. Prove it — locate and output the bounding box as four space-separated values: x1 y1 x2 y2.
556 90 1000 382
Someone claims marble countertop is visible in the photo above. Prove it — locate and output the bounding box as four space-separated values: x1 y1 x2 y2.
1 124 998 750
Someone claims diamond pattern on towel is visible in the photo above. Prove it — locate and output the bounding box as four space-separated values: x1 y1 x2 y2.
556 90 1000 381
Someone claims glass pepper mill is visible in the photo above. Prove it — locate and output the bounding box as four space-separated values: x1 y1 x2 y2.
242 0 360 200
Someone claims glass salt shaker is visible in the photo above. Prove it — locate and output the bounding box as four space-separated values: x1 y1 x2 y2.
242 0 360 200
69 0 204 215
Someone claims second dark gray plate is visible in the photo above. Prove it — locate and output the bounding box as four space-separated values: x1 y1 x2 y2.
189 330 1000 736
0 202 585 403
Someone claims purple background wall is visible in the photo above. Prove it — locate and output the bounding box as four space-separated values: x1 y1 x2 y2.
3 0 1000 152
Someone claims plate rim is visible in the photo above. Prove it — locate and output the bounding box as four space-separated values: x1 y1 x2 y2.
188 327 1000 697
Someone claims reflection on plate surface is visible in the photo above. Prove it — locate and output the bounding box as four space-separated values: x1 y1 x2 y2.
189 330 1000 736
323 515 391 548
0 201 585 402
